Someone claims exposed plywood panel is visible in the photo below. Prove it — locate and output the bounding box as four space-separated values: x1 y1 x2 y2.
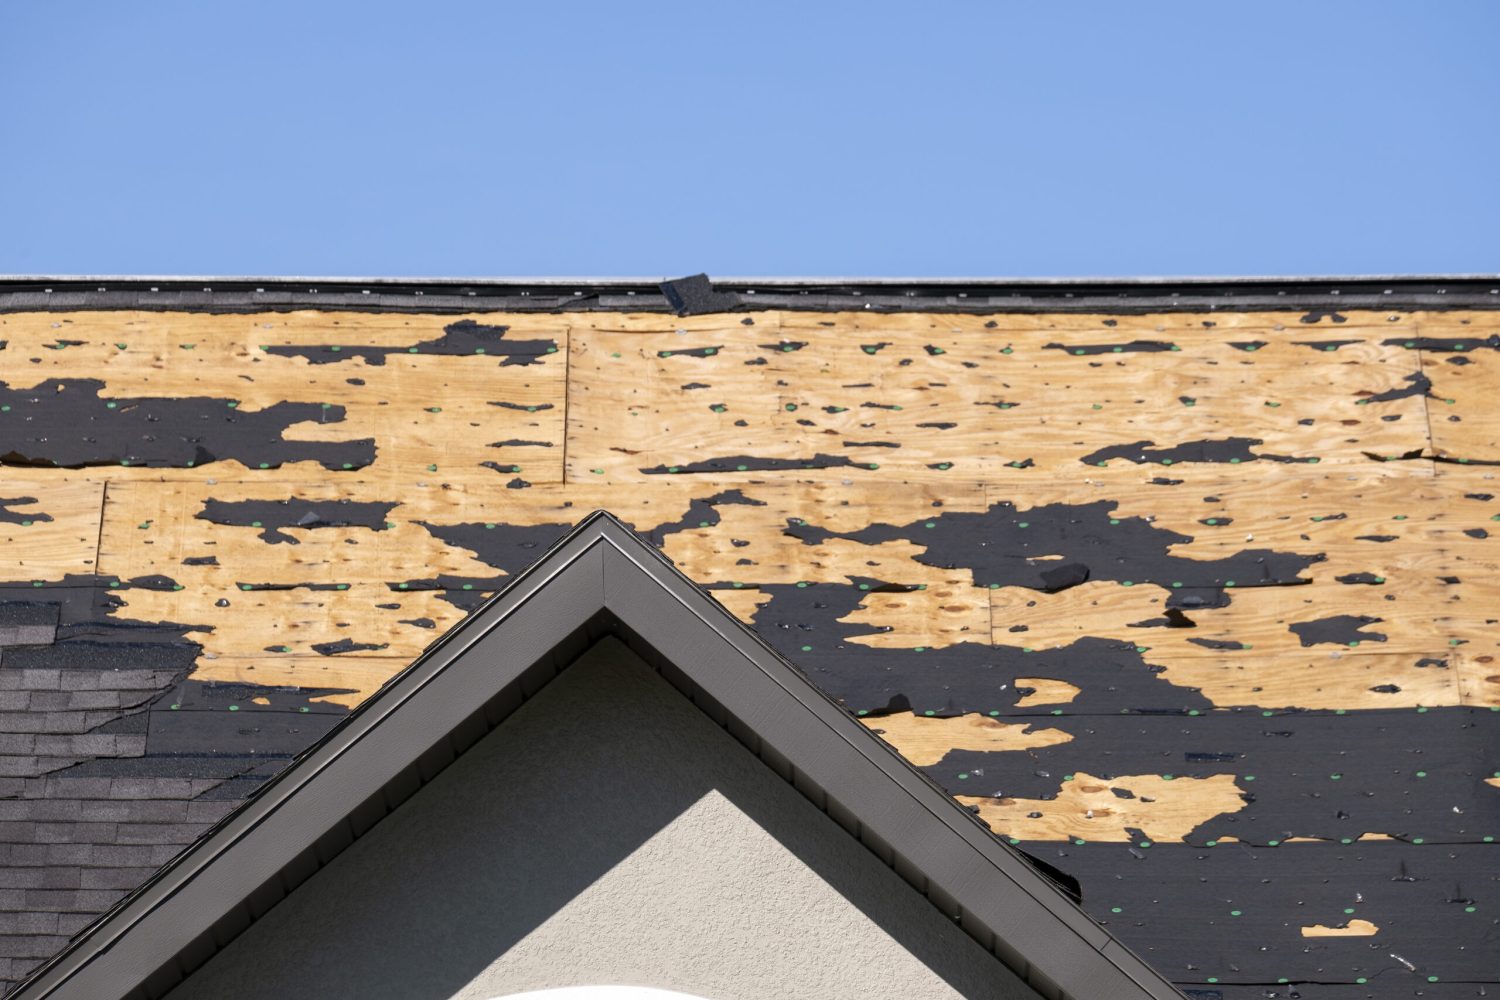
959 772 1248 843
1301 918 1380 937
860 712 1073 767
1154 651 1462 711
89 471 1499 711
96 480 555 705
565 315 1431 483
0 480 105 582
0 311 568 485
838 576 991 649
988 569 1483 662
653 480 990 584
1416 312 1500 465
1456 646 1500 706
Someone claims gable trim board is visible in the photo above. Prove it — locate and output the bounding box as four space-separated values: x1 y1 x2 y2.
10 512 1183 1000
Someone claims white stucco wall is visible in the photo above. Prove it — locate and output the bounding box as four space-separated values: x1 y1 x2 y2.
166 638 1038 1000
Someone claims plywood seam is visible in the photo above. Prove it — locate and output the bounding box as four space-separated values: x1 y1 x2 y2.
561 322 574 484
982 482 1000 644
91 480 109 580
1413 313 1437 461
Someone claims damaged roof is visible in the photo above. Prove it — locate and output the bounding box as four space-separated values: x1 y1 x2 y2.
10 511 1180 1000
0 275 1495 998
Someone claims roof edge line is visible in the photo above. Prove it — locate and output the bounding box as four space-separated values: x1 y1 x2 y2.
2 273 1499 285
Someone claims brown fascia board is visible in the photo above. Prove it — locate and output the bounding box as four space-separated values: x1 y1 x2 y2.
9 512 1185 1000
1 273 1499 315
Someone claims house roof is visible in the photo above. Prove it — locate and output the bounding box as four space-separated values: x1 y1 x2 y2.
0 276 1494 997
8 511 1179 1000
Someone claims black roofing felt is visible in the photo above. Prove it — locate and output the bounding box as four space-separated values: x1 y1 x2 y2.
8 512 1181 1000
1 274 1499 316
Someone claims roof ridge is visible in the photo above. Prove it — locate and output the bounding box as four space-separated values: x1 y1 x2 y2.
2 273 1498 315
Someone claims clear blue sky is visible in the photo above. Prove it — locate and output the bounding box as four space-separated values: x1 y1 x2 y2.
3 2 1496 277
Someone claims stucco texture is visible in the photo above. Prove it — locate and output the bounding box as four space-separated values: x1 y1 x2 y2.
165 638 1036 1000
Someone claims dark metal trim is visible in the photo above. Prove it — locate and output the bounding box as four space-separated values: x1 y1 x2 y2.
9 512 1183 1000
0 274 1498 315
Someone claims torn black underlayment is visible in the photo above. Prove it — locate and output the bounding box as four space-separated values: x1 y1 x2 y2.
924 707 1497 844
1052 839 1497 987
0 379 374 470
745 579 1212 716
263 319 557 366
783 499 1321 592
196 498 398 545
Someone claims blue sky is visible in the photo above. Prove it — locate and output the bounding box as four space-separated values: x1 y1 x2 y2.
2 2 1496 277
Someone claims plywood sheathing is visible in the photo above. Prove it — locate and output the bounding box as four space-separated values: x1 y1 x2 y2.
1 306 1498 993
566 311 1435 483
78 474 1498 711
0 311 566 486
0 480 106 581
1 311 1492 700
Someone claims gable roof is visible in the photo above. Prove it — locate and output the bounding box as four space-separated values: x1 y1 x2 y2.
10 511 1181 1000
